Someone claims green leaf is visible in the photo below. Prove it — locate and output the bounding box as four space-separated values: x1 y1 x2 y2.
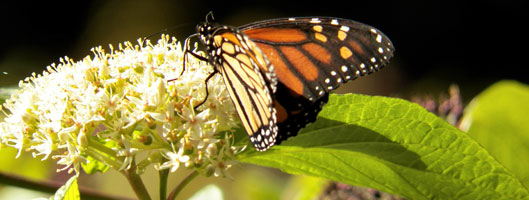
189 184 224 200
238 94 528 199
81 155 110 174
282 175 327 200
463 80 529 188
234 166 286 200
53 175 80 200
81 138 116 174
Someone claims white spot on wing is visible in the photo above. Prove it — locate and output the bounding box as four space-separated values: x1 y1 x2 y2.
341 65 348 72
376 34 383 43
310 18 321 23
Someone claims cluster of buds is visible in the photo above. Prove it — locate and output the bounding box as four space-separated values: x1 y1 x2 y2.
0 35 243 177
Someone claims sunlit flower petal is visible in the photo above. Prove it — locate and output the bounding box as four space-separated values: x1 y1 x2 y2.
1 35 244 177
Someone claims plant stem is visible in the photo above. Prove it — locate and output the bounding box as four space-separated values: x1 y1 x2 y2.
159 167 169 200
0 172 131 200
167 171 199 200
85 137 122 169
122 161 151 200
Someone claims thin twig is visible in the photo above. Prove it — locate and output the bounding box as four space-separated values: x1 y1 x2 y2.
0 172 132 200
167 171 199 200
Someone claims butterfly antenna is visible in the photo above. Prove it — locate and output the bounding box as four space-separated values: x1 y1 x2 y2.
206 11 215 22
140 23 192 47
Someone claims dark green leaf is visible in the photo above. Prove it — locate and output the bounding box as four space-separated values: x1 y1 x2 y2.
238 94 528 199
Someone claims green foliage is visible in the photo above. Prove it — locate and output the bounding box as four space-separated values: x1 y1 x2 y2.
81 155 111 174
282 175 328 200
5 80 529 199
52 175 80 200
238 93 528 199
81 138 116 174
189 185 223 200
233 166 286 200
464 80 529 188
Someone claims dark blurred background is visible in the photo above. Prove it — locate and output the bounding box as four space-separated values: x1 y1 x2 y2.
1 0 528 100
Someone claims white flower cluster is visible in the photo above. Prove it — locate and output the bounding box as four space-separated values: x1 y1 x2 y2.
0 35 242 176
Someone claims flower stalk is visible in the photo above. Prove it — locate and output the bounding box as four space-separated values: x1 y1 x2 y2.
123 160 151 200
167 171 199 200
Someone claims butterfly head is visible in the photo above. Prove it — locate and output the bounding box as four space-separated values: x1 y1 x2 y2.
196 23 214 48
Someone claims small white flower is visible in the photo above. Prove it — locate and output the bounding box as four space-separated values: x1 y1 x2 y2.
53 141 85 174
158 150 181 173
116 135 139 171
29 127 57 160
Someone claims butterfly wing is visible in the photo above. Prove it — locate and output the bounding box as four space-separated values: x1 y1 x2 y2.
241 17 394 144
198 24 279 151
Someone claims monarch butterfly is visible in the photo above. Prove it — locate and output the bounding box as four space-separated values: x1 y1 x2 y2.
184 14 394 151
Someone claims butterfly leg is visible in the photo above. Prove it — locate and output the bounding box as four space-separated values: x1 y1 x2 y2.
181 34 218 110
179 33 209 73
177 33 207 79
168 34 209 83
193 69 218 109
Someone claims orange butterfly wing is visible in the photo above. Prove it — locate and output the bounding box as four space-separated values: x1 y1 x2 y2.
241 17 394 144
